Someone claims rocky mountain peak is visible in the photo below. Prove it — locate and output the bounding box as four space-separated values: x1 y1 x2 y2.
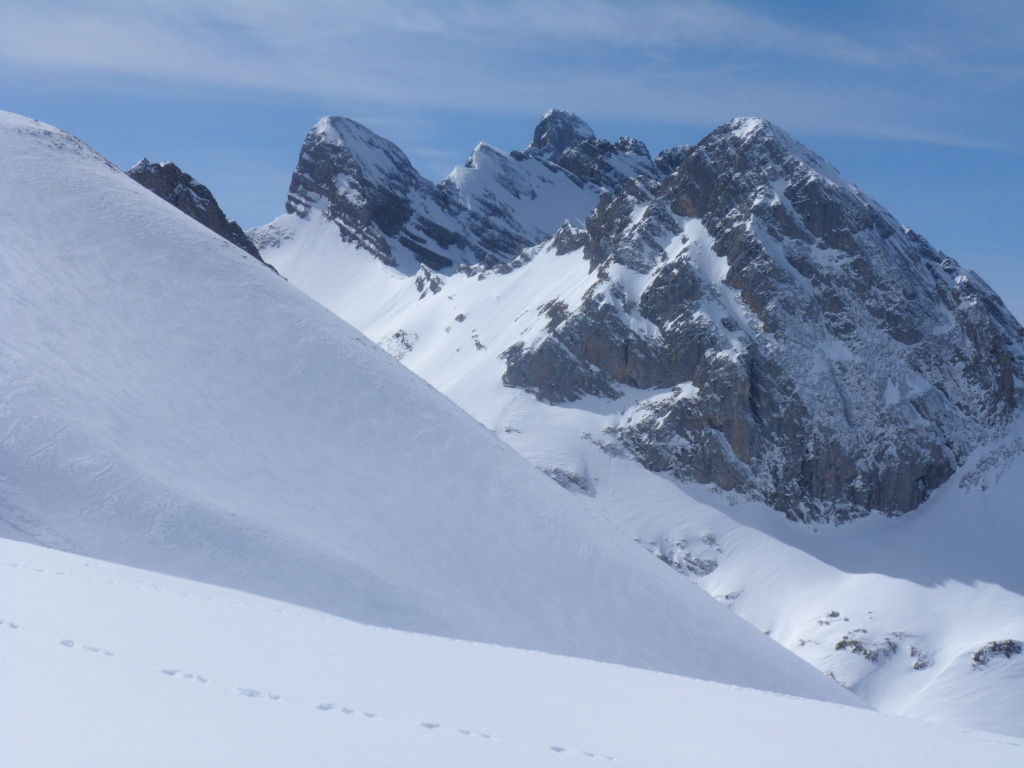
526 109 597 161
126 158 268 266
285 115 470 272
524 110 660 193
501 116 1024 521
275 114 617 274
286 115 434 226
713 116 848 186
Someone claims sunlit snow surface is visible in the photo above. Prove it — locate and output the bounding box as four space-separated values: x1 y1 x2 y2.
4 537 1023 768
261 190 1024 737
0 101 872 758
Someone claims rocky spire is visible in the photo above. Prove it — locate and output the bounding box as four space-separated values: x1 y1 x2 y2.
525 109 659 192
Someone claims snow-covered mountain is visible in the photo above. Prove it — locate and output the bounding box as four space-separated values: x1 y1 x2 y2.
0 110 862 707
7 536 1022 767
256 110 660 275
257 110 1024 736
260 111 1024 524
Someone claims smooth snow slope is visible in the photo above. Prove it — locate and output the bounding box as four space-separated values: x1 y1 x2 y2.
5 537 1021 768
0 112 855 703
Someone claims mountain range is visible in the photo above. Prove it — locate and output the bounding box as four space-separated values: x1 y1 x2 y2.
2 106 1023 763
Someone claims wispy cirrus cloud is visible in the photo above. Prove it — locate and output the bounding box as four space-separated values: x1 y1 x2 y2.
1 0 1021 151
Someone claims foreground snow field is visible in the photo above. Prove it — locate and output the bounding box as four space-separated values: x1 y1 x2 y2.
4 537 1022 768
5 106 1023 762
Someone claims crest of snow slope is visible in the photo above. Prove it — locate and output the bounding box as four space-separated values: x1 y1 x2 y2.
260 191 1024 735
5 538 1023 768
0 111 859 703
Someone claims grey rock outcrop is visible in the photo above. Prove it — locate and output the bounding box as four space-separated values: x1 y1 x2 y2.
502 118 1024 521
654 145 691 176
525 109 597 162
525 109 660 193
285 116 469 271
127 159 269 267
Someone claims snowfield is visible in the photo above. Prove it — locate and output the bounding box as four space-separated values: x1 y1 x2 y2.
0 107 861 731
4 107 1024 764
5 537 1022 768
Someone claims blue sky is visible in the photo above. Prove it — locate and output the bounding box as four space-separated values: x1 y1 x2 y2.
2 0 1022 316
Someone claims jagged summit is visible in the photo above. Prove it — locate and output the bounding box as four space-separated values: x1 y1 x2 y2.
271 113 617 273
127 158 267 265
307 115 426 194
284 115 470 271
712 116 850 188
526 109 597 161
525 109 659 191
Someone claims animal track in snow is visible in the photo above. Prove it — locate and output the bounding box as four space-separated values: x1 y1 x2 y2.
238 688 282 700
548 745 617 761
59 638 115 656
316 703 375 717
160 669 208 683
458 729 493 740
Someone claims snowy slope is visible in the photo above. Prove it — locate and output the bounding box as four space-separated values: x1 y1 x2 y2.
441 141 603 245
6 537 1022 768
0 112 858 704
260 156 1024 735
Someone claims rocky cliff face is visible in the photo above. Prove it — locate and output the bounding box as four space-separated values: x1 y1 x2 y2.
284 116 472 271
126 159 268 266
502 118 1024 520
525 109 660 192
278 112 659 274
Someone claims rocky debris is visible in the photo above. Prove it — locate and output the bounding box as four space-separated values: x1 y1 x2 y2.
834 630 932 671
654 145 691 176
647 534 722 577
127 159 270 267
501 117 1024 521
972 640 1023 669
542 467 592 493
380 329 418 360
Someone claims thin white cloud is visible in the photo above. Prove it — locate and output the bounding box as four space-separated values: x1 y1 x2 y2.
1 0 1020 150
